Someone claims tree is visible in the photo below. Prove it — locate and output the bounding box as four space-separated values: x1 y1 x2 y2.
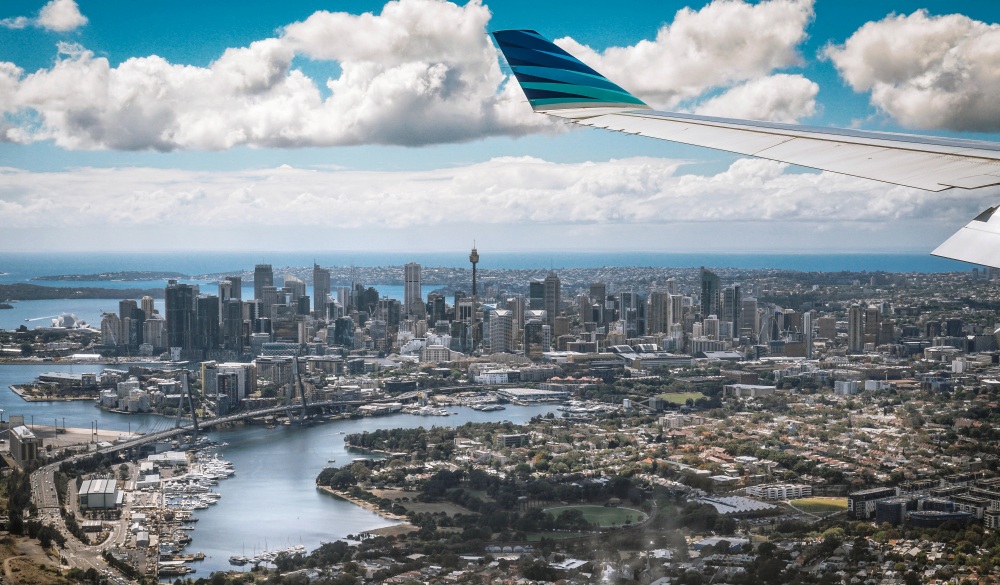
20 342 33 356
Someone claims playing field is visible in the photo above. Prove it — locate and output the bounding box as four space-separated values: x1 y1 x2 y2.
790 497 848 514
543 505 648 528
657 392 705 405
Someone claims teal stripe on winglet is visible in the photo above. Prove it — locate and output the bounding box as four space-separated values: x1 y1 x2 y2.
520 81 646 105
513 65 633 94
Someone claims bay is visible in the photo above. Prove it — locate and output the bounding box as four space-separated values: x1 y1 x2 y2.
0 284 437 332
0 364 557 578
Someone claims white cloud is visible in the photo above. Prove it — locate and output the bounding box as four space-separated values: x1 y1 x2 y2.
1 157 992 253
553 0 816 115
0 0 551 150
0 16 30 30
691 74 818 122
824 10 1000 132
1 0 87 32
37 0 87 32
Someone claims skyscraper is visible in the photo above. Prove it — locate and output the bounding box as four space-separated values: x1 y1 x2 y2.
404 263 425 319
226 276 242 300
803 310 813 359
166 281 195 354
864 307 880 347
848 304 864 353
490 309 514 353
543 271 560 328
739 297 758 337
589 282 607 304
254 264 273 301
222 299 243 353
141 296 155 319
648 291 671 334
313 263 331 316
194 295 221 352
701 267 721 318
721 285 741 336
283 275 307 301
528 280 545 310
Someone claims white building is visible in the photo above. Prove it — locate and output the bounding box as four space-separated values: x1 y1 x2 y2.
745 483 812 501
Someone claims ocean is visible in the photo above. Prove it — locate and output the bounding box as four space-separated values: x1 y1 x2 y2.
0 250 975 278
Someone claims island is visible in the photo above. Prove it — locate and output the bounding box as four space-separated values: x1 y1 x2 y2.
0 283 164 300
32 270 187 282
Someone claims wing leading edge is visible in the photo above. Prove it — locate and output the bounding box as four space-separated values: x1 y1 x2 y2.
491 29 1000 267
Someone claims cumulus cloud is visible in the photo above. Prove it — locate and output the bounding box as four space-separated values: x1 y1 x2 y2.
1 157 991 236
824 10 1000 132
692 74 818 122
0 0 550 150
553 0 816 116
1 0 87 32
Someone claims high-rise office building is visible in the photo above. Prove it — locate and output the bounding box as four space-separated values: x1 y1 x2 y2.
332 316 355 348
253 264 273 301
703 315 720 340
427 293 447 325
313 263 331 316
222 299 243 353
283 275 307 301
195 295 221 352
261 286 279 319
864 307 880 347
404 263 425 319
818 315 837 340
166 281 195 353
524 319 545 359
226 276 242 300
739 297 758 336
141 296 155 319
848 304 864 353
648 291 671 334
529 280 545 310
620 291 645 337
490 309 514 353
590 282 607 304
118 299 144 348
670 294 685 326
721 285 741 336
101 312 121 347
701 267 721 318
543 271 560 328
803 310 813 359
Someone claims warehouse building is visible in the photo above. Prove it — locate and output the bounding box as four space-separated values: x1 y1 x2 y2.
78 478 122 510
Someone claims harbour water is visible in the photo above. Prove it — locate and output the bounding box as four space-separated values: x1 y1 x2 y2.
0 364 558 578
0 284 437 332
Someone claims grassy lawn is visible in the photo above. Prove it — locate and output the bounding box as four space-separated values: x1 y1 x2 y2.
790 497 848 514
543 505 648 528
657 392 705 405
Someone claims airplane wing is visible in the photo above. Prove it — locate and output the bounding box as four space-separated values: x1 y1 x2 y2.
491 29 1000 267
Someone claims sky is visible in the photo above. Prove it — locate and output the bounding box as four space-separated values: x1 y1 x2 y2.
2 0 1000 255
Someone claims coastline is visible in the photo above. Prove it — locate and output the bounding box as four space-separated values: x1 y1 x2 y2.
9 384 100 402
316 485 412 526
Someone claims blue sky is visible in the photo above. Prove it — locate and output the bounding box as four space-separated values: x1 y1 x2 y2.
2 0 1000 254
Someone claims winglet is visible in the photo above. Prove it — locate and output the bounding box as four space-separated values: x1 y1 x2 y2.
491 29 649 118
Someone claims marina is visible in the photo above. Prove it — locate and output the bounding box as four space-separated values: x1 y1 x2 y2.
0 363 559 579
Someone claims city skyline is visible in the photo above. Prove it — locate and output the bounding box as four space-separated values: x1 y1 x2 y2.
3 0 1000 254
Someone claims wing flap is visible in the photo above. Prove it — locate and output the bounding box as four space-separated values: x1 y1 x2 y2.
939 174 1000 189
